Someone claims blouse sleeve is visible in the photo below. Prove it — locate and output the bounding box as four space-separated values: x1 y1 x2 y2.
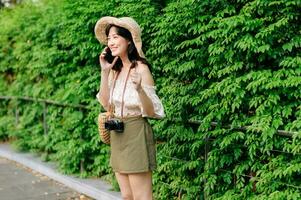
96 71 114 104
140 84 165 119
96 82 112 104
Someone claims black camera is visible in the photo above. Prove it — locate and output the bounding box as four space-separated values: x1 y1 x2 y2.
105 118 124 133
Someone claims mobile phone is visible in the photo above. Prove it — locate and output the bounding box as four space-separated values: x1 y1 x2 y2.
104 47 115 63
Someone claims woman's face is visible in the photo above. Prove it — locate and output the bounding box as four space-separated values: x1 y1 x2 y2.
107 26 129 58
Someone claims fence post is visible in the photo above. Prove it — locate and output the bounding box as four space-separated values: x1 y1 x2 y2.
204 135 209 200
79 108 85 175
15 101 19 126
43 101 48 135
80 158 85 175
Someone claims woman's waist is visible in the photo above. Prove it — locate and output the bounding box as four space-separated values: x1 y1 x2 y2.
112 114 144 123
112 109 142 118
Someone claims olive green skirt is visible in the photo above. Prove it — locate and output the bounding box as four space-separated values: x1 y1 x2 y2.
110 116 156 173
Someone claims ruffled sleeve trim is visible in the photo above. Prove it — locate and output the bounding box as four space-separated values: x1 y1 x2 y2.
140 84 165 119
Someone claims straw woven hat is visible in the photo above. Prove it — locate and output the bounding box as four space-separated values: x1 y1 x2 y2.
94 16 145 58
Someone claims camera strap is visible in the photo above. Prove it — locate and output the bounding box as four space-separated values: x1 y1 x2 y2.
120 66 133 118
108 71 119 117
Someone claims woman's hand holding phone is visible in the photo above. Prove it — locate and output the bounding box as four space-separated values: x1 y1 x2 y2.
99 47 118 72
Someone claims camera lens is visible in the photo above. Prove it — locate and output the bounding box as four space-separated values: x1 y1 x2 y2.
105 119 124 133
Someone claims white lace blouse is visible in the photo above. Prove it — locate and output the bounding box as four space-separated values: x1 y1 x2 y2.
96 76 165 119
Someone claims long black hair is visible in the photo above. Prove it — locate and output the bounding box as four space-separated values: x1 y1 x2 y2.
105 24 151 72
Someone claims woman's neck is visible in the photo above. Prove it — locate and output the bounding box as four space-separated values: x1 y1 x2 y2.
119 55 132 70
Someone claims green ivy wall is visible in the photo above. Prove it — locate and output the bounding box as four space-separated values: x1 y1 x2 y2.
0 0 300 199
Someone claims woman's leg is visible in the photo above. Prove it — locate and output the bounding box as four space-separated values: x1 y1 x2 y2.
115 172 133 200
128 171 153 200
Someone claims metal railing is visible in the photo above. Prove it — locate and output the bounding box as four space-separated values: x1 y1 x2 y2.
1 95 297 137
0 95 91 173
0 95 89 135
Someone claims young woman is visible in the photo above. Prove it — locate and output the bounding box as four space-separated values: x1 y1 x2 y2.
94 16 165 200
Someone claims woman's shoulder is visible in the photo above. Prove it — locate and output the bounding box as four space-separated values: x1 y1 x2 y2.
136 61 154 85
136 61 151 74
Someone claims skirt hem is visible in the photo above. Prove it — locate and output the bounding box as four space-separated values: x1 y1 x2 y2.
113 168 156 174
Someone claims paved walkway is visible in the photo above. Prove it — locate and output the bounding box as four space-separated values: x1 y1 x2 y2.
0 144 121 200
0 157 87 200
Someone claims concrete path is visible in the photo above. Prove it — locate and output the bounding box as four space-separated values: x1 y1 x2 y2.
0 157 87 200
0 143 121 200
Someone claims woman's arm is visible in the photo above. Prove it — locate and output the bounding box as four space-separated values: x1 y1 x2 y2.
131 63 157 117
97 49 118 111
97 70 112 111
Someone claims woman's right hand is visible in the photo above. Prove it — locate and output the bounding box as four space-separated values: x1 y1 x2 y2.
99 47 118 72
